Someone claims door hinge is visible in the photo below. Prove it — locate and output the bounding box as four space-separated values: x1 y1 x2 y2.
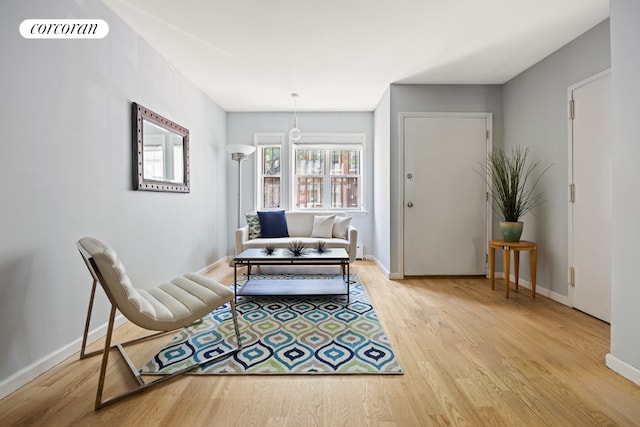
569 184 575 203
486 191 489 202
569 99 575 120
486 129 490 140
569 266 575 286
485 253 488 264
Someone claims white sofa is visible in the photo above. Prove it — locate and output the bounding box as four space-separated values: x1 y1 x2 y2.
235 211 358 263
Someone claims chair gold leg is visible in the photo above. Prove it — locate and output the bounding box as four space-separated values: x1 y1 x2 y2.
90 301 243 410
230 299 243 350
95 305 117 410
80 279 98 360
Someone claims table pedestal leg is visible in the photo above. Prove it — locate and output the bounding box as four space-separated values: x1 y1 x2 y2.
489 247 495 290
503 248 511 298
514 251 520 292
531 249 537 298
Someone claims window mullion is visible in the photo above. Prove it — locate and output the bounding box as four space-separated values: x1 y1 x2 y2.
324 148 331 209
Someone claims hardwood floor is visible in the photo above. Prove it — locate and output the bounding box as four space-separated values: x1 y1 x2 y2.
2 260 639 426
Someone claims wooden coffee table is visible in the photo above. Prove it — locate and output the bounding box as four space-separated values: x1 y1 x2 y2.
233 248 351 302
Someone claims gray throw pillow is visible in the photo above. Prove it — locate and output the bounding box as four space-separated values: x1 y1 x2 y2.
311 215 335 238
332 216 352 239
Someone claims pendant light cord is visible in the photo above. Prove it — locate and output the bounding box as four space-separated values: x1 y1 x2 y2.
293 93 298 125
290 93 302 141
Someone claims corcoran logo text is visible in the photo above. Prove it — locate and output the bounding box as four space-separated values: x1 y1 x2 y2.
19 19 109 39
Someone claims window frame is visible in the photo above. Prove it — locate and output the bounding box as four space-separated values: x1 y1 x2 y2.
254 133 286 211
254 132 365 212
291 133 365 212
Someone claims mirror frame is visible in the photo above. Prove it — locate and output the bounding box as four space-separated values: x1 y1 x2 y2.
132 102 190 193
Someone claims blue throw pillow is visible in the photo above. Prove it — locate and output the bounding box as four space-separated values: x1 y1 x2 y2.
257 210 289 238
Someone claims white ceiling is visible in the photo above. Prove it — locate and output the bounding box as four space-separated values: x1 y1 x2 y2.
102 0 609 112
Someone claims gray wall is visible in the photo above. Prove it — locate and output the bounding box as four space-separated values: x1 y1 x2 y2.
387 84 504 277
373 88 391 274
609 0 640 380
226 112 374 257
502 20 610 298
0 0 228 391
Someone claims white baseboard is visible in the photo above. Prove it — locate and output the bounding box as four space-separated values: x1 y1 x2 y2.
504 273 569 306
606 353 640 386
378 269 570 305
0 314 126 401
365 256 392 278
197 256 232 275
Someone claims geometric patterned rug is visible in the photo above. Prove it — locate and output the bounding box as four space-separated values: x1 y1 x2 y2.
139 274 403 375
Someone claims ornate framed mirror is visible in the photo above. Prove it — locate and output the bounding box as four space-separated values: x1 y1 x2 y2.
132 102 190 193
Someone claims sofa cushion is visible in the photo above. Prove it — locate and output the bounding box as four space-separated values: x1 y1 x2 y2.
311 215 335 238
332 216 352 239
245 212 261 239
257 210 289 238
243 237 350 250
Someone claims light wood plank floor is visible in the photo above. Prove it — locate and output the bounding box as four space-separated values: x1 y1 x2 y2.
2 260 640 426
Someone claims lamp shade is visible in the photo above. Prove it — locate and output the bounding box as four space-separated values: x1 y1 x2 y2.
225 144 256 156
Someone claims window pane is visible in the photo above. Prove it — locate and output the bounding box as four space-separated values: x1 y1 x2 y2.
330 149 360 175
263 147 280 176
143 144 164 180
263 177 280 208
296 149 324 175
173 145 183 182
331 177 359 208
297 177 324 208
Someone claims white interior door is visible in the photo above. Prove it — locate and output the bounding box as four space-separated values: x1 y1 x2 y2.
569 71 612 322
403 114 489 276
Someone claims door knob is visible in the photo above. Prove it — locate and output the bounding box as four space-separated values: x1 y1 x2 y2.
407 173 413 179
407 202 414 208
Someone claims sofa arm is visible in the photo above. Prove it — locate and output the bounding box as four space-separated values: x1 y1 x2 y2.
235 226 249 256
347 226 358 263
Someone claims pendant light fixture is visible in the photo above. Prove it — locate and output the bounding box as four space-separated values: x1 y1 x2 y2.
289 93 302 141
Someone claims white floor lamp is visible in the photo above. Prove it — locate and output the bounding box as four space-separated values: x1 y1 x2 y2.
226 144 256 229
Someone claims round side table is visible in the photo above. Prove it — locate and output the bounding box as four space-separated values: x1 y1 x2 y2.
488 240 537 298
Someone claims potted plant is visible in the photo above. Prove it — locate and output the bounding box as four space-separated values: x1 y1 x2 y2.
479 146 549 242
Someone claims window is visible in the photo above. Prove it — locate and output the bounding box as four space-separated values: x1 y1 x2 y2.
260 145 281 208
255 133 285 210
294 146 362 209
330 149 360 209
295 148 324 208
255 132 364 211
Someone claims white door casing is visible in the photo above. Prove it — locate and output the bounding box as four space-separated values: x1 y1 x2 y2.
568 70 612 323
402 113 490 276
